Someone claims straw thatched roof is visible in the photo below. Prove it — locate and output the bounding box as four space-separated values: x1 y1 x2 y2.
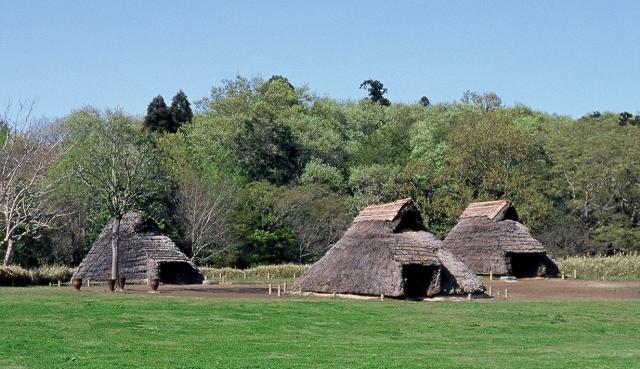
293 199 484 298
74 212 203 283
444 200 558 276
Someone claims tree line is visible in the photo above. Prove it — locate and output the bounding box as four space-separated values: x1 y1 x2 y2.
1 75 639 269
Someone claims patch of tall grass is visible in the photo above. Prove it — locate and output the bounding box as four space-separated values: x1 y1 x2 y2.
200 263 309 283
557 253 640 280
0 265 75 286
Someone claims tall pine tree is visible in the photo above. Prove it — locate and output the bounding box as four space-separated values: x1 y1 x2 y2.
169 90 193 132
144 95 172 132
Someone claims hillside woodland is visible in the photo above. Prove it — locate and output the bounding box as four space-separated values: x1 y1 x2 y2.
1 76 639 268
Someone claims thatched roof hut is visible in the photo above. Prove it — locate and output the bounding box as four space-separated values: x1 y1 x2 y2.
293 199 484 298
74 212 203 284
443 200 558 277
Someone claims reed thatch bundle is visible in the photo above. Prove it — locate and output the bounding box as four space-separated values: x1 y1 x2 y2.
293 199 484 298
443 200 559 277
74 212 203 284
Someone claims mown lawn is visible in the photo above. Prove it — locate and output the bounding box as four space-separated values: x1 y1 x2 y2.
0 288 639 369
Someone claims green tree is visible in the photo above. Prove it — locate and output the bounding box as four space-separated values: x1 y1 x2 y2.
233 118 302 185
144 95 172 133
360 79 391 106
169 90 193 132
67 109 165 284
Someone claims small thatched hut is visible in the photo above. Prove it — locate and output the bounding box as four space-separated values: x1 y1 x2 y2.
443 200 558 277
74 212 203 284
293 199 484 298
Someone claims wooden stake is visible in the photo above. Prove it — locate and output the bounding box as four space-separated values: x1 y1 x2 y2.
268 283 272 295
573 269 577 279
219 272 222 281
283 282 287 293
562 272 565 280
380 294 384 301
489 271 493 281
57 280 61 287
277 284 281 297
467 293 472 301
293 273 296 279
87 279 91 287
504 288 508 299
267 272 270 280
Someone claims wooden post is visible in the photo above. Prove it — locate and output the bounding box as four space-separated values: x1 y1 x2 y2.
293 273 296 279
87 279 91 287
49 282 52 287
488 286 492 297
561 272 565 280
504 288 508 299
283 282 287 293
497 291 501 299
467 293 472 301
267 272 270 280
277 284 281 297
489 271 493 281
333 292 337 298
268 283 272 295
218 272 222 281
380 294 384 301
243 271 246 279
573 269 577 279
57 280 61 287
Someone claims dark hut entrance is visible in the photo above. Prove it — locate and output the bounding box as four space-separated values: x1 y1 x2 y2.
402 264 434 298
159 262 197 284
509 253 543 277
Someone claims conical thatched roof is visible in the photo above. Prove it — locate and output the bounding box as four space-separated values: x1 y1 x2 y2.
293 198 484 298
444 200 558 276
74 212 203 284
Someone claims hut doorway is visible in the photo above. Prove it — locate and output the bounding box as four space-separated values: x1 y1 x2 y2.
158 262 195 284
509 253 543 277
402 264 434 298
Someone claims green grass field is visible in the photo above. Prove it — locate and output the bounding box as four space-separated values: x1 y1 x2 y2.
1 288 639 369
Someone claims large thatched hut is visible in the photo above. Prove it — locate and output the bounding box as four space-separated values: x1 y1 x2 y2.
74 212 203 284
293 198 484 298
443 200 558 277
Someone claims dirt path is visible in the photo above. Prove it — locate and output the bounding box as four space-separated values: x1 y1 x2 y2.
75 278 640 301
480 277 640 301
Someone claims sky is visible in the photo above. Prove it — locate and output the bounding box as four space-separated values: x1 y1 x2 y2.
1 1 639 119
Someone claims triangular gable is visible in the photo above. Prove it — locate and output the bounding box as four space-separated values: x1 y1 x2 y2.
352 198 414 223
459 200 511 220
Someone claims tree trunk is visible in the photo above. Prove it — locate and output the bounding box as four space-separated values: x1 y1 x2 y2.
2 238 13 266
111 216 121 280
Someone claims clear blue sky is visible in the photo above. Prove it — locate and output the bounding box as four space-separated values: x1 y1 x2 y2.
1 1 639 119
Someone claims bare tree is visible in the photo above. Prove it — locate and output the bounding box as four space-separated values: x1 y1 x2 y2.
68 109 162 283
277 186 351 263
0 102 67 265
174 174 235 263
461 90 502 112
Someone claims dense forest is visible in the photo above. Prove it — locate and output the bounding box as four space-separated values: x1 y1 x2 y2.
1 75 639 268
